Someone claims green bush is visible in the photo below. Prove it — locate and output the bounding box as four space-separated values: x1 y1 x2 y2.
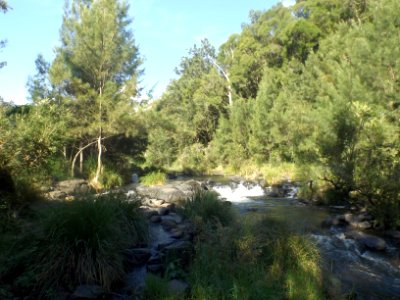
140 170 167 186
33 193 148 291
182 190 234 229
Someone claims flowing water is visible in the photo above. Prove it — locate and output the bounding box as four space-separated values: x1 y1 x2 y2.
210 179 400 300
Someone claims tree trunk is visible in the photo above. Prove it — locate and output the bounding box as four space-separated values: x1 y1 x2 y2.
93 133 103 184
79 143 84 174
93 85 104 185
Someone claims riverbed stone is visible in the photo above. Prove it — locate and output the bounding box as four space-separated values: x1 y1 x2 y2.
170 228 184 239
158 207 170 216
150 215 162 223
161 219 178 231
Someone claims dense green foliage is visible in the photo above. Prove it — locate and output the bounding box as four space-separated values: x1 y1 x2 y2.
143 0 400 229
1 0 399 228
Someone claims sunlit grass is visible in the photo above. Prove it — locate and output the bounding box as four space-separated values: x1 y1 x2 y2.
188 214 324 300
140 170 167 186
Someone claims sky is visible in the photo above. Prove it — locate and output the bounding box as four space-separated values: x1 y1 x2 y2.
0 0 295 105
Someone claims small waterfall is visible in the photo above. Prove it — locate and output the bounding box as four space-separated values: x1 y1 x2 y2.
212 181 265 203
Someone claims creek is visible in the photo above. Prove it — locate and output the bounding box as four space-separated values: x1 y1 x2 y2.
210 179 400 300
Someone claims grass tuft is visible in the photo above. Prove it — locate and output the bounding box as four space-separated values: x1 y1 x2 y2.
182 190 235 229
140 170 167 186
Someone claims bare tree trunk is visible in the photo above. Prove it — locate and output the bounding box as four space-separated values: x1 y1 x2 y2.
210 58 233 106
93 84 104 185
79 142 84 174
93 132 103 184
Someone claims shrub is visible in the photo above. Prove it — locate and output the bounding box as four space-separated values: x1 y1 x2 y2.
33 193 147 291
140 170 167 186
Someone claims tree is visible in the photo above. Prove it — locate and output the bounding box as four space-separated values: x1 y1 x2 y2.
50 0 141 185
27 54 55 102
0 0 8 70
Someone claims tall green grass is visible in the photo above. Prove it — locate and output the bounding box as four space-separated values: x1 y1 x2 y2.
34 193 148 290
0 192 148 298
188 214 324 300
140 170 167 186
182 190 235 230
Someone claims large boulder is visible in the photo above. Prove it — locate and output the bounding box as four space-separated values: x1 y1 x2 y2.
136 185 186 203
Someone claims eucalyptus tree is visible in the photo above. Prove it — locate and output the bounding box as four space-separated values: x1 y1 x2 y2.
50 0 141 185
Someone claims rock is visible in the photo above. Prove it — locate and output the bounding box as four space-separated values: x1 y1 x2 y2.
345 231 387 251
321 215 347 228
163 213 183 224
176 180 202 195
123 248 152 266
150 215 162 223
170 228 184 239
47 190 67 200
136 185 186 203
71 285 103 299
151 199 165 207
158 207 170 216
161 219 178 231
344 213 354 223
126 189 136 198
56 179 88 195
65 195 76 202
350 221 372 230
167 279 189 296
